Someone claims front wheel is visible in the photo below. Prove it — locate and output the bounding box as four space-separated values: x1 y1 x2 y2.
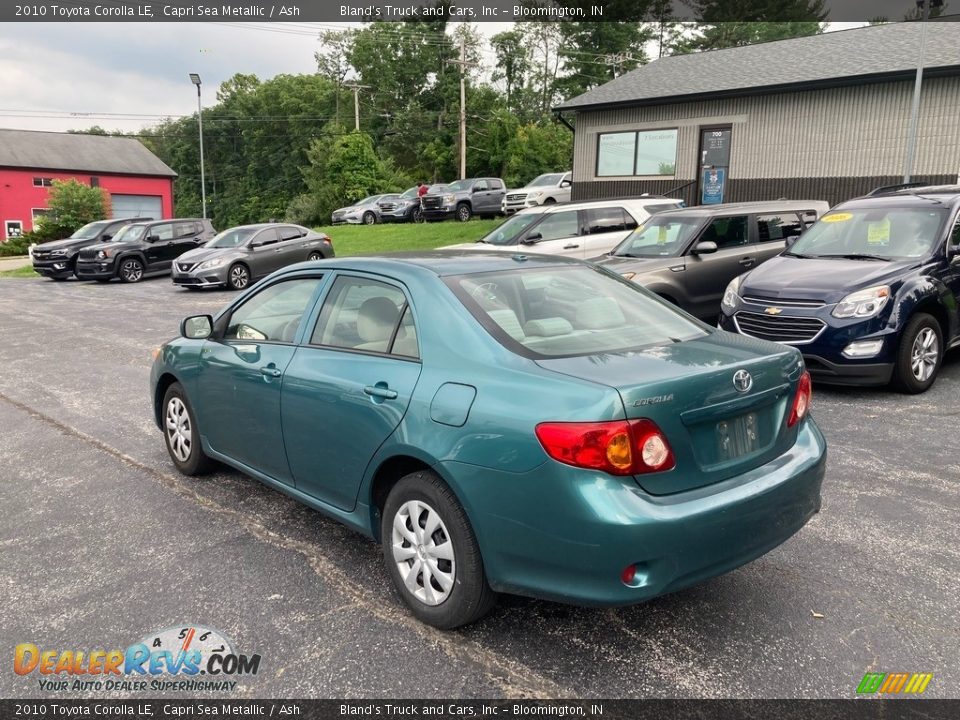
382 471 496 629
162 382 214 476
227 263 250 291
118 258 144 283
892 312 942 394
363 211 377 225
455 203 472 222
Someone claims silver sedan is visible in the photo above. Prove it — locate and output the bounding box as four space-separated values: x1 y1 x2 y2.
171 223 334 291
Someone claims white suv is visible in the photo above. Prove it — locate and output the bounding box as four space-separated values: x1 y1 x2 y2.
502 172 572 214
444 196 683 260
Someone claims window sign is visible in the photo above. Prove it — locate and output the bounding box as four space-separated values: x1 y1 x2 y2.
597 132 636 176
701 168 726 205
635 129 678 175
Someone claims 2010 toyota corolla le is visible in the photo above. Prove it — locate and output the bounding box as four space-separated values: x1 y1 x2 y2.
150 252 827 628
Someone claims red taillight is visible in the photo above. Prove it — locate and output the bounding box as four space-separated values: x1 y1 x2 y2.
535 419 675 476
322 234 333 247
787 371 812 428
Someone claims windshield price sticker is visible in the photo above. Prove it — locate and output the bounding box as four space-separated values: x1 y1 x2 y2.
867 218 891 244
822 212 853 223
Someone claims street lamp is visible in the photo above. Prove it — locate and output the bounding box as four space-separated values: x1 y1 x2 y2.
903 0 944 182
189 73 207 219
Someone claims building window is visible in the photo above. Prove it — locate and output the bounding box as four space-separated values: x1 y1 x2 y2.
90 177 100 187
5 220 23 239
33 177 53 187
32 209 51 226
597 129 678 177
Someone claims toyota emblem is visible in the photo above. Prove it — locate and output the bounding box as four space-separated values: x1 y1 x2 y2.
733 369 753 393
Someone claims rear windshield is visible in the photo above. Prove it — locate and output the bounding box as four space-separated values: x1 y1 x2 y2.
790 206 949 260
446 265 708 358
610 215 703 257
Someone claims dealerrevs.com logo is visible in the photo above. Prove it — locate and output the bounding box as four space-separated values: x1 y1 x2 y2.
856 672 933 695
14 625 261 693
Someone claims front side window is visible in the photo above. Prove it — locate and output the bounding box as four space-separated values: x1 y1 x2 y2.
312 276 418 358
253 228 281 247
528 210 579 242
448 266 707 358
757 213 804 243
150 223 174 241
790 207 948 260
479 213 540 246
597 129 678 177
701 216 749 249
611 216 703 258
224 278 322 343
111 225 145 243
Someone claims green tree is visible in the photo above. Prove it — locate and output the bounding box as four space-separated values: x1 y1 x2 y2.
678 1 826 51
555 22 654 100
22 179 110 243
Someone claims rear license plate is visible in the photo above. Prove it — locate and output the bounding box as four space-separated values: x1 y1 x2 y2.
717 412 760 460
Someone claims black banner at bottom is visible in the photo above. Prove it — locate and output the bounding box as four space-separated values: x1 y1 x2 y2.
3 700 960 720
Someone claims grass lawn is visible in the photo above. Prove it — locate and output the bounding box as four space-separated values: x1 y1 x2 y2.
316 218 502 256
0 265 39 279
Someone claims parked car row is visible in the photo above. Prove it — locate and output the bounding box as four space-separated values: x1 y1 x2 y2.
32 219 334 288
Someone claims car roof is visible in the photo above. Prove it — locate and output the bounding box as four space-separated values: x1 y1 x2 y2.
838 187 960 210
517 196 685 215
648 200 829 218
290 250 583 279
123 218 207 227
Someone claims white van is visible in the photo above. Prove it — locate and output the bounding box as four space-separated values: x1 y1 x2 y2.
444 197 683 259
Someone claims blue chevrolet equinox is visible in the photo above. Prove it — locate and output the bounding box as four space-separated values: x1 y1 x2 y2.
720 185 960 393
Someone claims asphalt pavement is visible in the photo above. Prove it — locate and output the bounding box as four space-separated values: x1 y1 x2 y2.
0 275 958 699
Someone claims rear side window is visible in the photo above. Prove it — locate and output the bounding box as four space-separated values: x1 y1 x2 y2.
447 266 707 359
174 222 196 238
756 213 804 243
584 207 633 235
488 179 504 190
701 216 748 249
279 225 304 241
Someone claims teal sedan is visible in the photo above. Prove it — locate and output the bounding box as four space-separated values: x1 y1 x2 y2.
150 252 826 628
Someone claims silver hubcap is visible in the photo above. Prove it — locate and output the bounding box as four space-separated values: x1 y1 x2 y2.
165 397 192 463
910 327 939 382
231 266 248 288
391 500 456 606
309 253 321 261
121 261 142 281
458 208 469 221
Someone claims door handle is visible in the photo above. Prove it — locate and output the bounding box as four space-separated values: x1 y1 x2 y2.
259 365 282 378
364 384 398 400
563 244 580 250
739 257 755 265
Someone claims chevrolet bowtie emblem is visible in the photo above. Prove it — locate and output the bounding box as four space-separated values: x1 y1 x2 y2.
764 307 783 315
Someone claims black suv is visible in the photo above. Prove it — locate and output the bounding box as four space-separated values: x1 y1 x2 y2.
75 218 215 283
31 217 153 280
719 185 960 393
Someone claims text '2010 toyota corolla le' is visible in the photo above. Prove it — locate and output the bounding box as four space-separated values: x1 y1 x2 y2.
150 252 826 628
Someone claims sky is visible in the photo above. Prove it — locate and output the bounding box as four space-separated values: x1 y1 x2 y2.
0 21 867 135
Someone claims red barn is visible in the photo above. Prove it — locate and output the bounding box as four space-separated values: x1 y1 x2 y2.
0 128 176 240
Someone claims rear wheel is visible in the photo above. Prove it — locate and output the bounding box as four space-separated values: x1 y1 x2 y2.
162 382 214 476
892 312 942 394
307 251 324 261
382 471 495 629
227 263 250 291
363 211 376 225
455 203 472 222
118 258 144 283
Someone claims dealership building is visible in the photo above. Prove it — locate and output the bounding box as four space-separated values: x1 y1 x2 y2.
0 129 176 240
556 21 960 207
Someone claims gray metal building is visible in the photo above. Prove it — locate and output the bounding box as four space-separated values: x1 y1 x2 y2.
555 22 960 207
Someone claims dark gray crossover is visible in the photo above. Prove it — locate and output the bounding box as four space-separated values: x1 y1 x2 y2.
593 201 829 319
172 223 334 291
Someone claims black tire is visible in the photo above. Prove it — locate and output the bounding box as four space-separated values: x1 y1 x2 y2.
94 278 111 284
50 276 68 282
455 203 472 223
227 263 251 291
161 382 214 476
892 312 943 394
118 257 144 283
381 471 496 629
307 251 324 262
363 211 376 225
543 197 557 205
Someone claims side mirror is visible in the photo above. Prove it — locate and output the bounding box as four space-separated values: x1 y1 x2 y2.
250 240 264 248
692 241 718 255
560 180 572 188
521 232 543 245
101 234 112 241
180 315 213 340
951 251 960 267
148 235 160 243
785 235 800 247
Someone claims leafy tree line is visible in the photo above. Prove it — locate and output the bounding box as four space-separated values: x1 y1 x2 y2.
128 5 826 230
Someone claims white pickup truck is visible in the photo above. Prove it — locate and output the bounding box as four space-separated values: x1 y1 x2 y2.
502 172 572 214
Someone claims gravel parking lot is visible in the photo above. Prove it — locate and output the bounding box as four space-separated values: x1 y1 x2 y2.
1 276 958 699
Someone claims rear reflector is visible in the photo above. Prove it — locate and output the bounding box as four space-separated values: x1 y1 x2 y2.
535 419 675 476
787 371 812 428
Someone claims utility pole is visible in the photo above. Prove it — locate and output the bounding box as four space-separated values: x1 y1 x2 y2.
344 83 369 132
447 37 476 179
903 0 943 182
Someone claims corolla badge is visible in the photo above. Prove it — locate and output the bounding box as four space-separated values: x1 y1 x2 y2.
733 369 753 393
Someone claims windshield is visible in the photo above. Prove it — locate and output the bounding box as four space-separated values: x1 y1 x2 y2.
356 195 380 206
790 207 948 260
110 225 145 243
70 221 109 240
445 179 472 192
478 214 540 246
429 184 449 194
206 227 258 249
400 187 419 199
610 216 703 257
447 265 707 358
526 173 564 188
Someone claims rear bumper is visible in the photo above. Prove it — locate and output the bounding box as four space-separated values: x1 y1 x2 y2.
443 418 826 606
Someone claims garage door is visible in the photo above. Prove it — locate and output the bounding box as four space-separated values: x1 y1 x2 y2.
111 194 163 220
